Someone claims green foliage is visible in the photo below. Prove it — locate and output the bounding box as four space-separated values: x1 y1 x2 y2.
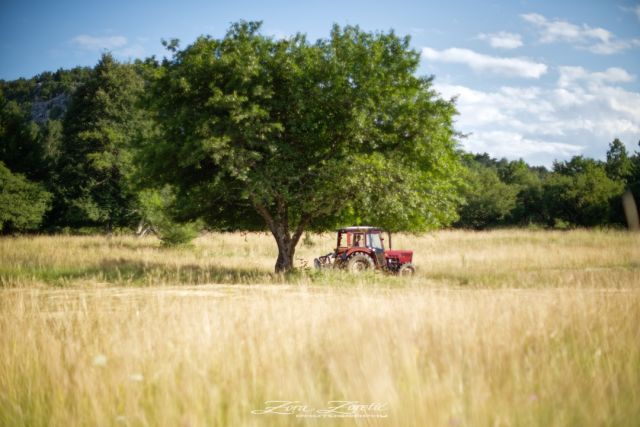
456 157 518 229
1 67 91 186
138 187 201 246
0 162 51 232
456 152 630 229
38 120 63 167
605 138 633 183
553 218 572 230
33 67 92 100
499 159 546 225
544 158 624 227
158 225 201 247
0 95 45 181
628 142 640 215
0 66 91 105
54 54 147 229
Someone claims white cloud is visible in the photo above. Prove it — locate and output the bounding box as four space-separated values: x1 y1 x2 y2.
464 131 583 159
557 66 635 87
421 47 547 78
521 12 639 54
437 84 554 127
434 65 640 166
521 13 610 43
71 34 147 59
477 32 523 49
596 85 640 117
71 35 128 51
589 38 640 55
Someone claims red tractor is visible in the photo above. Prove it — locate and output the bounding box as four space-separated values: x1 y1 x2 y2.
314 226 415 275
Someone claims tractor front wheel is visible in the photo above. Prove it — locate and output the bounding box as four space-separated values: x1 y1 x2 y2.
347 253 374 273
398 263 415 276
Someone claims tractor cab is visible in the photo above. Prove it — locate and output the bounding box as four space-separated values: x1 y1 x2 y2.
336 227 389 266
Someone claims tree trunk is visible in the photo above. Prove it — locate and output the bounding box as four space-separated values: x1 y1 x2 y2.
253 199 309 274
274 234 296 273
272 221 302 273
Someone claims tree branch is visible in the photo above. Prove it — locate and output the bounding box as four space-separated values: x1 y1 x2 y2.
251 198 278 236
290 212 312 248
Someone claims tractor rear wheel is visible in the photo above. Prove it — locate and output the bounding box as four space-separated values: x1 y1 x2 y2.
347 253 374 272
398 263 415 276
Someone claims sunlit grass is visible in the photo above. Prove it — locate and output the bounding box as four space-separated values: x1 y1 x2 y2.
0 230 639 426
1 229 638 288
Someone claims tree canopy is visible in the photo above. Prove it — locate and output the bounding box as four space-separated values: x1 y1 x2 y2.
138 21 463 272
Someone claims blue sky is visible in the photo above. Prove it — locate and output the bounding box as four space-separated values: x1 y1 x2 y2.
1 0 639 166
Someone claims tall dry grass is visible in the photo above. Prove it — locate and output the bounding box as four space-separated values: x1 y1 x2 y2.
0 230 639 426
1 229 638 287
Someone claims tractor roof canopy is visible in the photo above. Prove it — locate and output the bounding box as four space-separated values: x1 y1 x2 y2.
337 226 383 233
336 226 391 250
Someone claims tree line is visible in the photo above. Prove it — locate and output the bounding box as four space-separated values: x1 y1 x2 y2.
1 22 639 269
456 141 639 229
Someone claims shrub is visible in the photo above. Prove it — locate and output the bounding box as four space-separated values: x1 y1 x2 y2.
0 162 51 233
138 187 201 246
157 222 201 247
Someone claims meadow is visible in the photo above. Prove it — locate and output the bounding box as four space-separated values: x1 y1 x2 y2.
0 230 639 426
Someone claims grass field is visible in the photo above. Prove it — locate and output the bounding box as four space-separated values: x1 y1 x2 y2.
1 230 639 426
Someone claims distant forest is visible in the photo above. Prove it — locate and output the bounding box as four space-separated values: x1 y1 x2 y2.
1 53 639 235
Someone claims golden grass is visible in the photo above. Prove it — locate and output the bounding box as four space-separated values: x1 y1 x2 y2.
0 230 639 426
1 229 638 288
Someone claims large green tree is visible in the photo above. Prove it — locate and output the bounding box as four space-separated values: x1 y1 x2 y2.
54 54 145 229
140 22 462 272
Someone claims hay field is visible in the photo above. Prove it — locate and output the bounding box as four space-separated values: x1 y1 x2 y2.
1 230 639 426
